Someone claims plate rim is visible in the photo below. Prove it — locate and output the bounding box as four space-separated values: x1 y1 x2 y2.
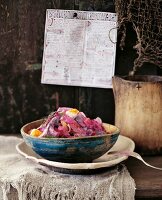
16 135 135 170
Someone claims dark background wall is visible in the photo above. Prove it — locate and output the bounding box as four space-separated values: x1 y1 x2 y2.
0 0 160 133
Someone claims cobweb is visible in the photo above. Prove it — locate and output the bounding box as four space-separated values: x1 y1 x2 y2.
115 0 162 74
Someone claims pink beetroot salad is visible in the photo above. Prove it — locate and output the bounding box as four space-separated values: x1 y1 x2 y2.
30 107 109 138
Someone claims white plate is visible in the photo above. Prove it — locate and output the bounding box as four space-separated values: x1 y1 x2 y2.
16 135 135 171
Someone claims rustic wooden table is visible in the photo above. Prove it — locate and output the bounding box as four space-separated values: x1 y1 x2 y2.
125 156 162 200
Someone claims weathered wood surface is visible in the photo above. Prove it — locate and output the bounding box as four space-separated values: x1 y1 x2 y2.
126 156 162 199
0 0 75 132
0 0 160 133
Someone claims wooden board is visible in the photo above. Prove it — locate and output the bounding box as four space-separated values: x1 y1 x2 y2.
126 156 162 199
0 0 160 134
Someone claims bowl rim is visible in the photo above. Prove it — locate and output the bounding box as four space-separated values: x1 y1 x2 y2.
21 119 120 140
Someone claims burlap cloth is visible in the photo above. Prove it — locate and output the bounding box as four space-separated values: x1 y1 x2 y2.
0 136 136 200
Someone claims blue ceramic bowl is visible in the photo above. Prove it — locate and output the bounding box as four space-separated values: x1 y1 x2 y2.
21 119 120 163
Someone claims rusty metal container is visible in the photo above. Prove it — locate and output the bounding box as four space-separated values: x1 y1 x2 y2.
112 75 162 154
